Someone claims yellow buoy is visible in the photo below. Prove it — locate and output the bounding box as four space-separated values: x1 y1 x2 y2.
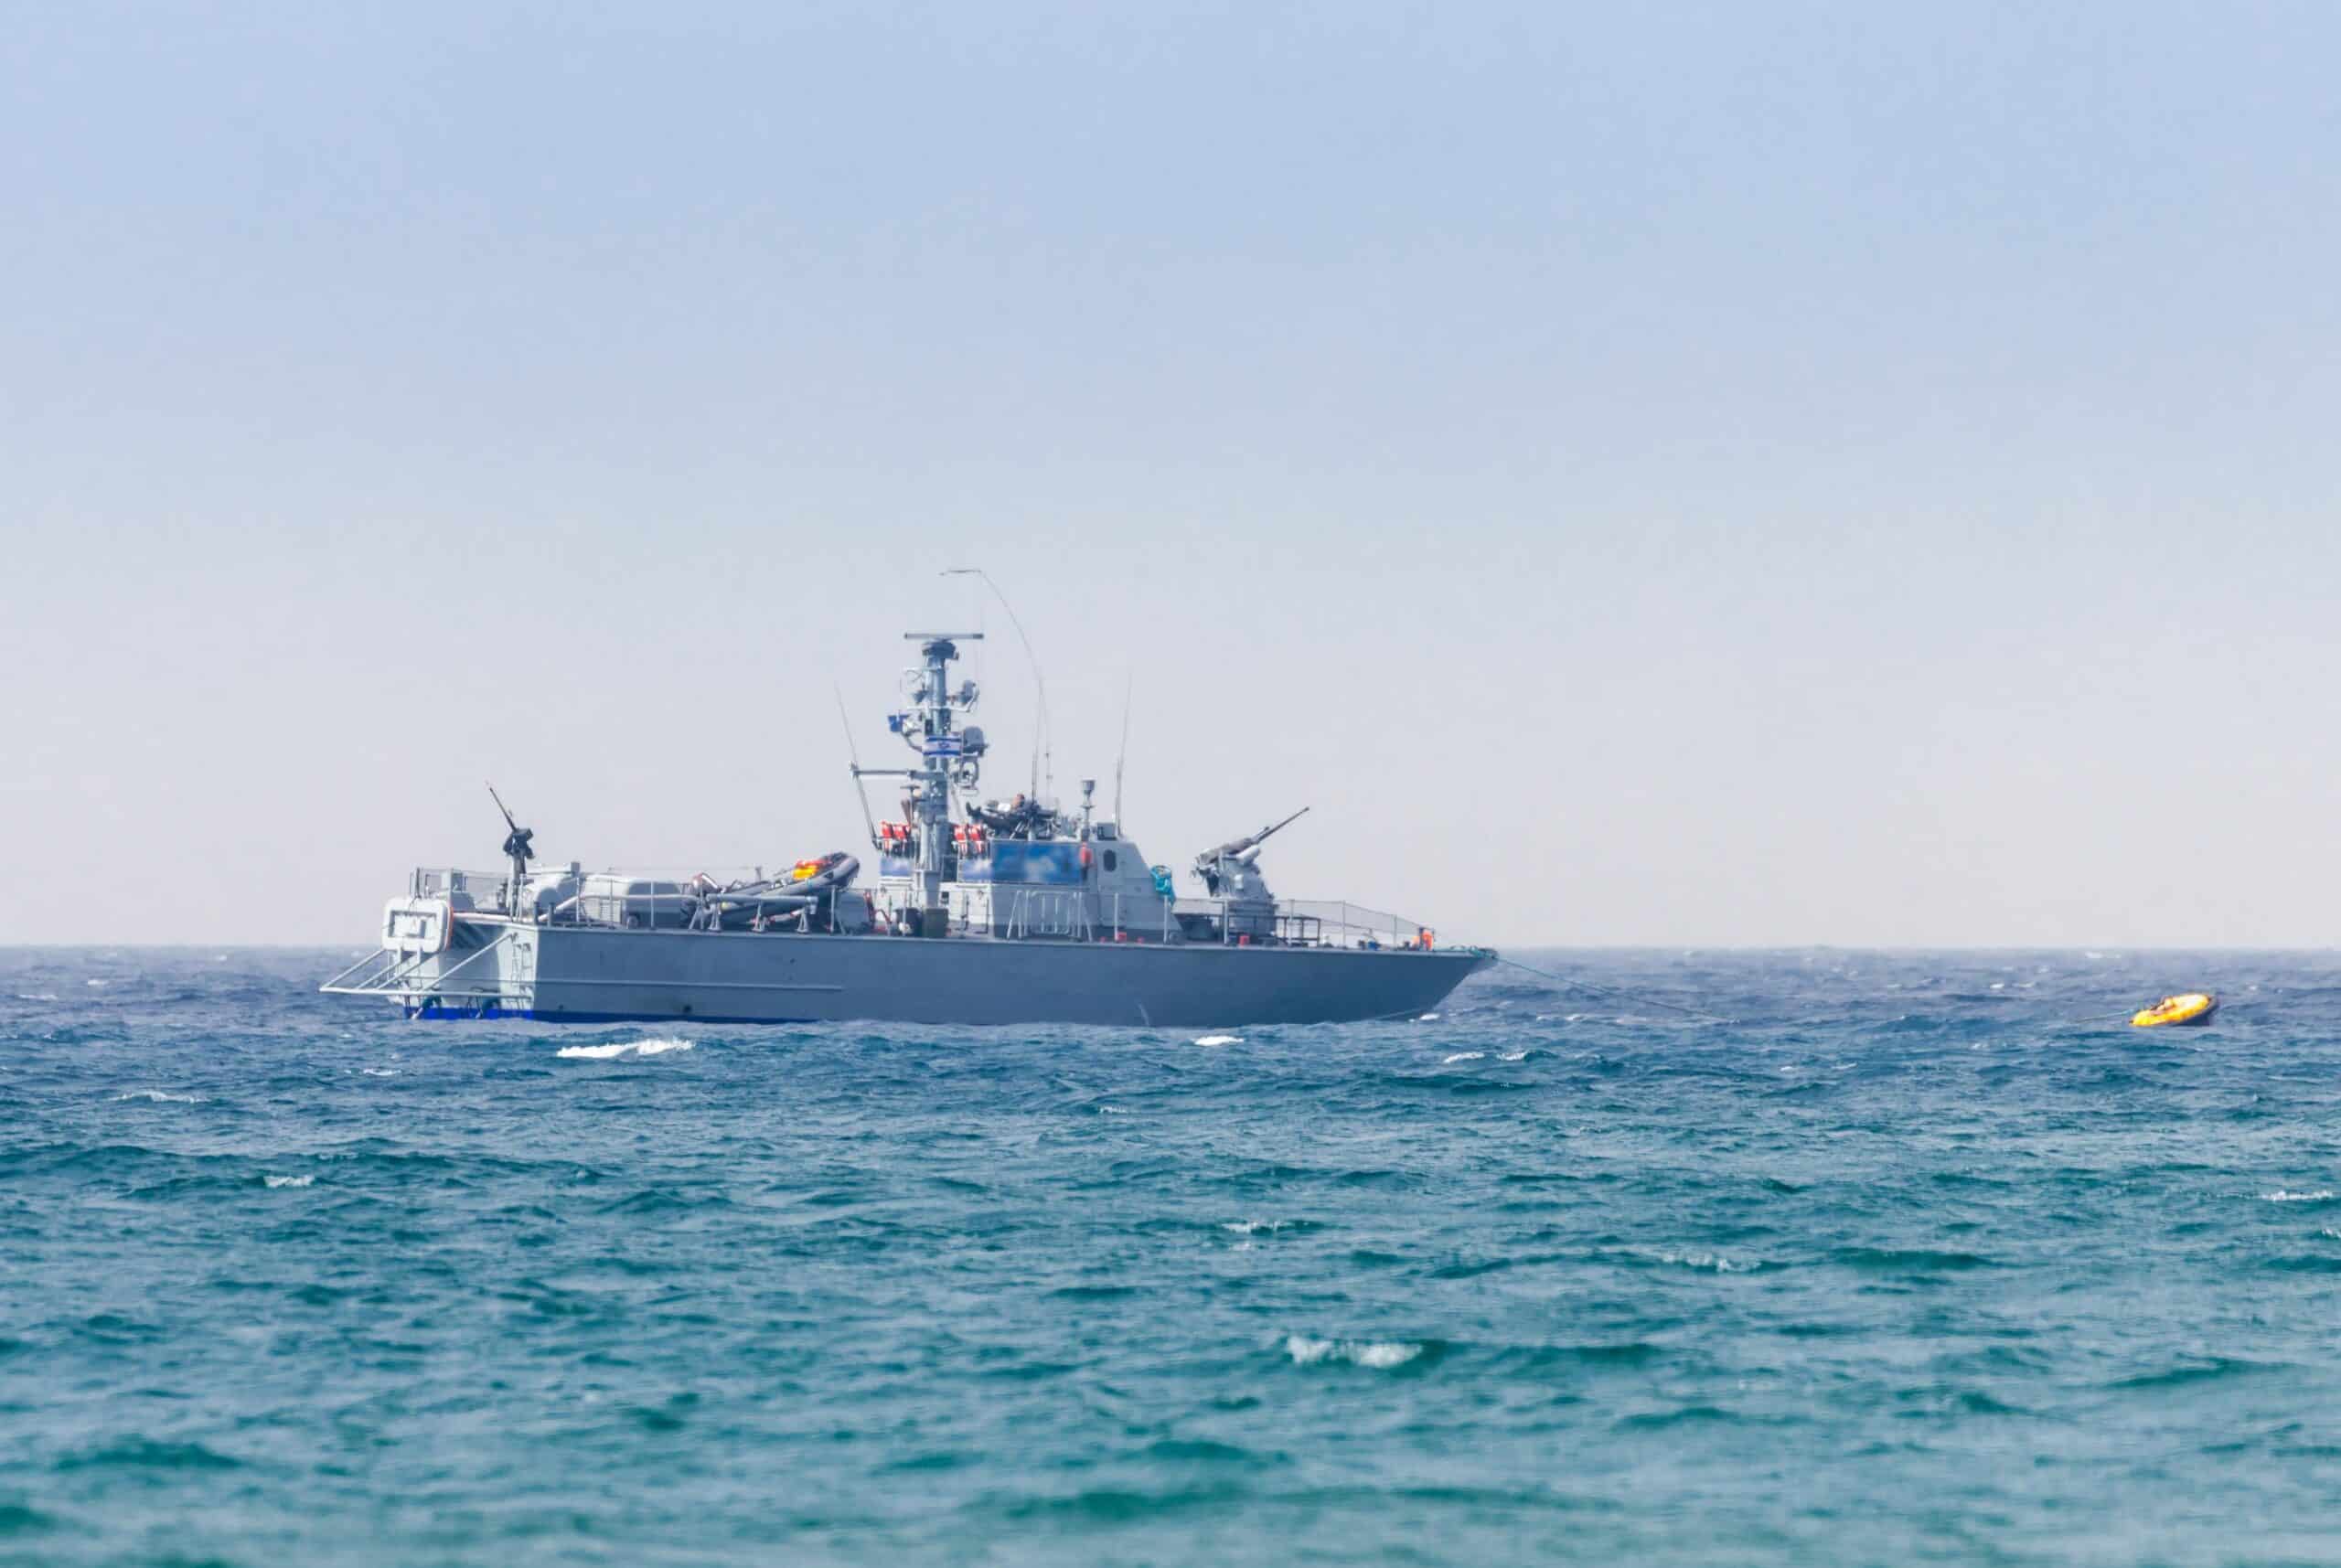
2131 992 2218 1028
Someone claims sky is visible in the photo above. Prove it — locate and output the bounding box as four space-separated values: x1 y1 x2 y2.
4 1 2339 947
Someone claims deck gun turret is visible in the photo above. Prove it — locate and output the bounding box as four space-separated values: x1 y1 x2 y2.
1192 805 1309 933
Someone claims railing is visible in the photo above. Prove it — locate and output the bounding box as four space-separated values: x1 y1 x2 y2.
1274 899 1440 951
1003 887 1090 941
409 867 514 912
1155 896 1440 950
1102 889 1178 944
321 926 532 1006
393 868 1449 953
409 866 771 923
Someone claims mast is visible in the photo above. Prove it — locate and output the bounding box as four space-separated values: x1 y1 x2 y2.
901 632 982 934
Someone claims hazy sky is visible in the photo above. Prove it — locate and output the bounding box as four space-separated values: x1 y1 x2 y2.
5 2 2338 946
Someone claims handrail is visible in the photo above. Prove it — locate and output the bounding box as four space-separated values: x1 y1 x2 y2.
320 949 400 992
388 865 1459 951
320 926 529 1002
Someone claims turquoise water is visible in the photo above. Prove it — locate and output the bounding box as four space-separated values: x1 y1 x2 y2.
6 947 2341 1565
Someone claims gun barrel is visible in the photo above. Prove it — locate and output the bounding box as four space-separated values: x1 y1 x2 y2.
1199 805 1309 864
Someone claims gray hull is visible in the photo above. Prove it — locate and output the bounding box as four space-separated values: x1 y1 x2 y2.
391 919 1491 1028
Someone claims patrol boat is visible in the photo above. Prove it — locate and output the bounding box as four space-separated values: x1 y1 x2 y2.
324 632 1493 1027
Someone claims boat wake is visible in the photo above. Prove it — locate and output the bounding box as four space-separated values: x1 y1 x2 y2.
556 1039 696 1061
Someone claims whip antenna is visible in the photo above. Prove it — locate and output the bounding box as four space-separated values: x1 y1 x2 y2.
834 684 881 851
1114 673 1132 827
941 567 1049 801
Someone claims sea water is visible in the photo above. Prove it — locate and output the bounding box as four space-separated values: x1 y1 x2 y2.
5 947 2341 1565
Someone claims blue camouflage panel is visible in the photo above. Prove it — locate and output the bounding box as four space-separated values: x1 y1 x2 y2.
957 841 1084 885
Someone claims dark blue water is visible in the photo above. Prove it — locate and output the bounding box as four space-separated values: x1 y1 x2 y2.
6 948 2341 1565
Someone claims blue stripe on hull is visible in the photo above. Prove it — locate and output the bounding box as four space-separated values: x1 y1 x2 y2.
405 1005 818 1024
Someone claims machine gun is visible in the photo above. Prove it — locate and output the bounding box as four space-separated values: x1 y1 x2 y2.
488 784 534 865
487 784 535 911
969 793 1057 841
1193 806 1309 896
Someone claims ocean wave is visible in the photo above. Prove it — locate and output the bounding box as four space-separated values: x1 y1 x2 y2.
2261 1189 2336 1203
2106 1357 2282 1392
1193 1035 1242 1047
112 1090 206 1104
1640 1248 1758 1274
0 1500 57 1537
556 1038 695 1061
1499 1050 1529 1061
14 993 58 1002
1832 1245 1995 1273
1284 1334 1422 1370
1416 1013 1440 1021
1613 1404 1754 1432
262 1174 314 1189
56 1437 241 1472
1224 1219 1287 1235
1443 1051 1484 1063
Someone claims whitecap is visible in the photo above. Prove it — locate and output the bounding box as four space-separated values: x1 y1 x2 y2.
1285 1334 1422 1370
85 979 109 988
361 1068 399 1078
2261 1189 2335 1202
1443 1051 1484 1063
1192 1034 1242 1047
1096 1104 1127 1115
1647 1249 1754 1273
1224 1219 1286 1235
262 1174 314 1189
1499 1050 1528 1061
1417 1012 1440 1021
15 993 58 1002
113 1090 205 1104
556 1038 695 1061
